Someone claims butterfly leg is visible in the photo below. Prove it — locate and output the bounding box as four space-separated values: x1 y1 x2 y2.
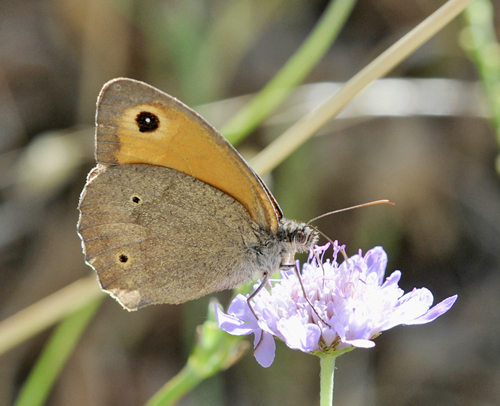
253 330 265 354
292 263 331 328
246 271 269 320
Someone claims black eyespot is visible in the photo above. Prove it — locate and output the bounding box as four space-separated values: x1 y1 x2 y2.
136 111 159 132
132 195 141 204
119 254 128 263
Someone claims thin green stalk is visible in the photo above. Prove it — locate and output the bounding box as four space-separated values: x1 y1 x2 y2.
147 0 283 105
191 0 285 104
222 0 357 145
461 0 500 172
319 354 336 406
145 301 248 406
145 364 202 406
14 297 103 406
249 0 476 176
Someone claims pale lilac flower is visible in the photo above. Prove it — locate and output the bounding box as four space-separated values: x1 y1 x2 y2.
215 242 457 367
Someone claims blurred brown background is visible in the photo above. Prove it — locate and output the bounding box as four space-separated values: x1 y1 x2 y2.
1 0 499 405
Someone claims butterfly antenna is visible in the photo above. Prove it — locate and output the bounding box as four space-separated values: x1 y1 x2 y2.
307 200 394 225
339 246 349 262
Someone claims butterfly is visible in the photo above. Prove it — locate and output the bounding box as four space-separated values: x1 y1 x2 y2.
77 78 318 311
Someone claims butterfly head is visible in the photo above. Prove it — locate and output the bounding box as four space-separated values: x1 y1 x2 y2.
277 219 319 269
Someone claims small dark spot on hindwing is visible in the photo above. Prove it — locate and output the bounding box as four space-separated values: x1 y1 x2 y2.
115 251 133 268
131 194 142 204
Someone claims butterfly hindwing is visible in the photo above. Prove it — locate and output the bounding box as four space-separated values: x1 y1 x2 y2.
78 164 261 310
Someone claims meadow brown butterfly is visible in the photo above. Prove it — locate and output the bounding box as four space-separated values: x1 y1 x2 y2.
77 78 318 311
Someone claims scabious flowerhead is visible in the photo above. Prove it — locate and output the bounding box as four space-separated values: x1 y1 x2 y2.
215 242 457 368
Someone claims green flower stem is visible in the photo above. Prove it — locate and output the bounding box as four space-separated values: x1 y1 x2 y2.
14 297 103 406
319 353 336 406
222 0 357 145
145 363 204 406
461 0 500 173
315 347 354 406
145 301 248 406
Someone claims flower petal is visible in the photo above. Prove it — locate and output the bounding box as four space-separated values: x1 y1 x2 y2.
322 327 336 347
253 331 276 368
364 247 388 284
382 270 401 288
344 338 376 348
278 317 321 352
381 288 434 331
215 304 255 335
228 294 256 321
405 295 458 325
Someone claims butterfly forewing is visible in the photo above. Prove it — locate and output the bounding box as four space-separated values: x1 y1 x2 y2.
95 78 281 233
